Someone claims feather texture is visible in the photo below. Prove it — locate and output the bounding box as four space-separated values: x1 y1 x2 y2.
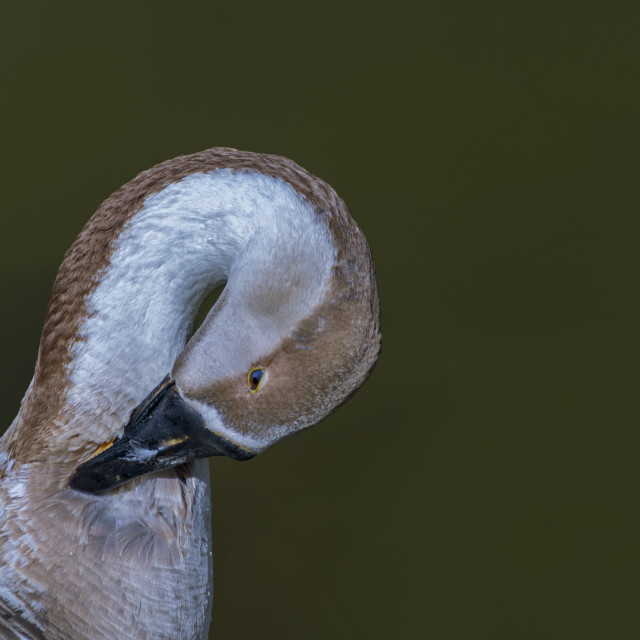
0 149 380 639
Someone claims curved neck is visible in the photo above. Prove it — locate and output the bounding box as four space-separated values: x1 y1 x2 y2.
5 168 334 462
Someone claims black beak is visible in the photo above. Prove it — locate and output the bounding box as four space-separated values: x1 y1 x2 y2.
69 375 254 494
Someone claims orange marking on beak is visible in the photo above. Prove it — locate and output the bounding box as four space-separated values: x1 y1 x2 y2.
85 437 117 462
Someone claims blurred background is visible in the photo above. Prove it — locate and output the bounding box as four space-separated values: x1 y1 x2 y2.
1 2 639 638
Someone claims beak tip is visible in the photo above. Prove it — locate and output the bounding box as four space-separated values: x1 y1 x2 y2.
69 469 114 494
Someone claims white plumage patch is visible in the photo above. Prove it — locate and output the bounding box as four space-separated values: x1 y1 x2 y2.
68 169 335 445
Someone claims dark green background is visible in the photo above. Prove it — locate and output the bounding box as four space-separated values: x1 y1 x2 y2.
1 2 639 638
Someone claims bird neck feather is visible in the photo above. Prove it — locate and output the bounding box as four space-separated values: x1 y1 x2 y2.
1 149 341 467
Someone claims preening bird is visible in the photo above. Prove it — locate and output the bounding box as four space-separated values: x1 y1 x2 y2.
0 148 380 639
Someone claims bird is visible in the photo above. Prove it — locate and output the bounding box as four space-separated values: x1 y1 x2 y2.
0 148 381 639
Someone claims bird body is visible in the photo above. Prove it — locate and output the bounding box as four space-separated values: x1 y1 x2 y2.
0 149 380 639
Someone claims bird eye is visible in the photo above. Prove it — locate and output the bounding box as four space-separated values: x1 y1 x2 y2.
247 367 266 393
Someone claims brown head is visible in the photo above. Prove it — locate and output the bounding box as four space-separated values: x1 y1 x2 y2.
0 148 380 492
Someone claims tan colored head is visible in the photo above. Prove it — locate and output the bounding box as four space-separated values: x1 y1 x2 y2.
48 148 382 492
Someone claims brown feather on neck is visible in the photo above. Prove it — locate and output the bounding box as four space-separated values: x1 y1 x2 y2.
1 148 379 468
